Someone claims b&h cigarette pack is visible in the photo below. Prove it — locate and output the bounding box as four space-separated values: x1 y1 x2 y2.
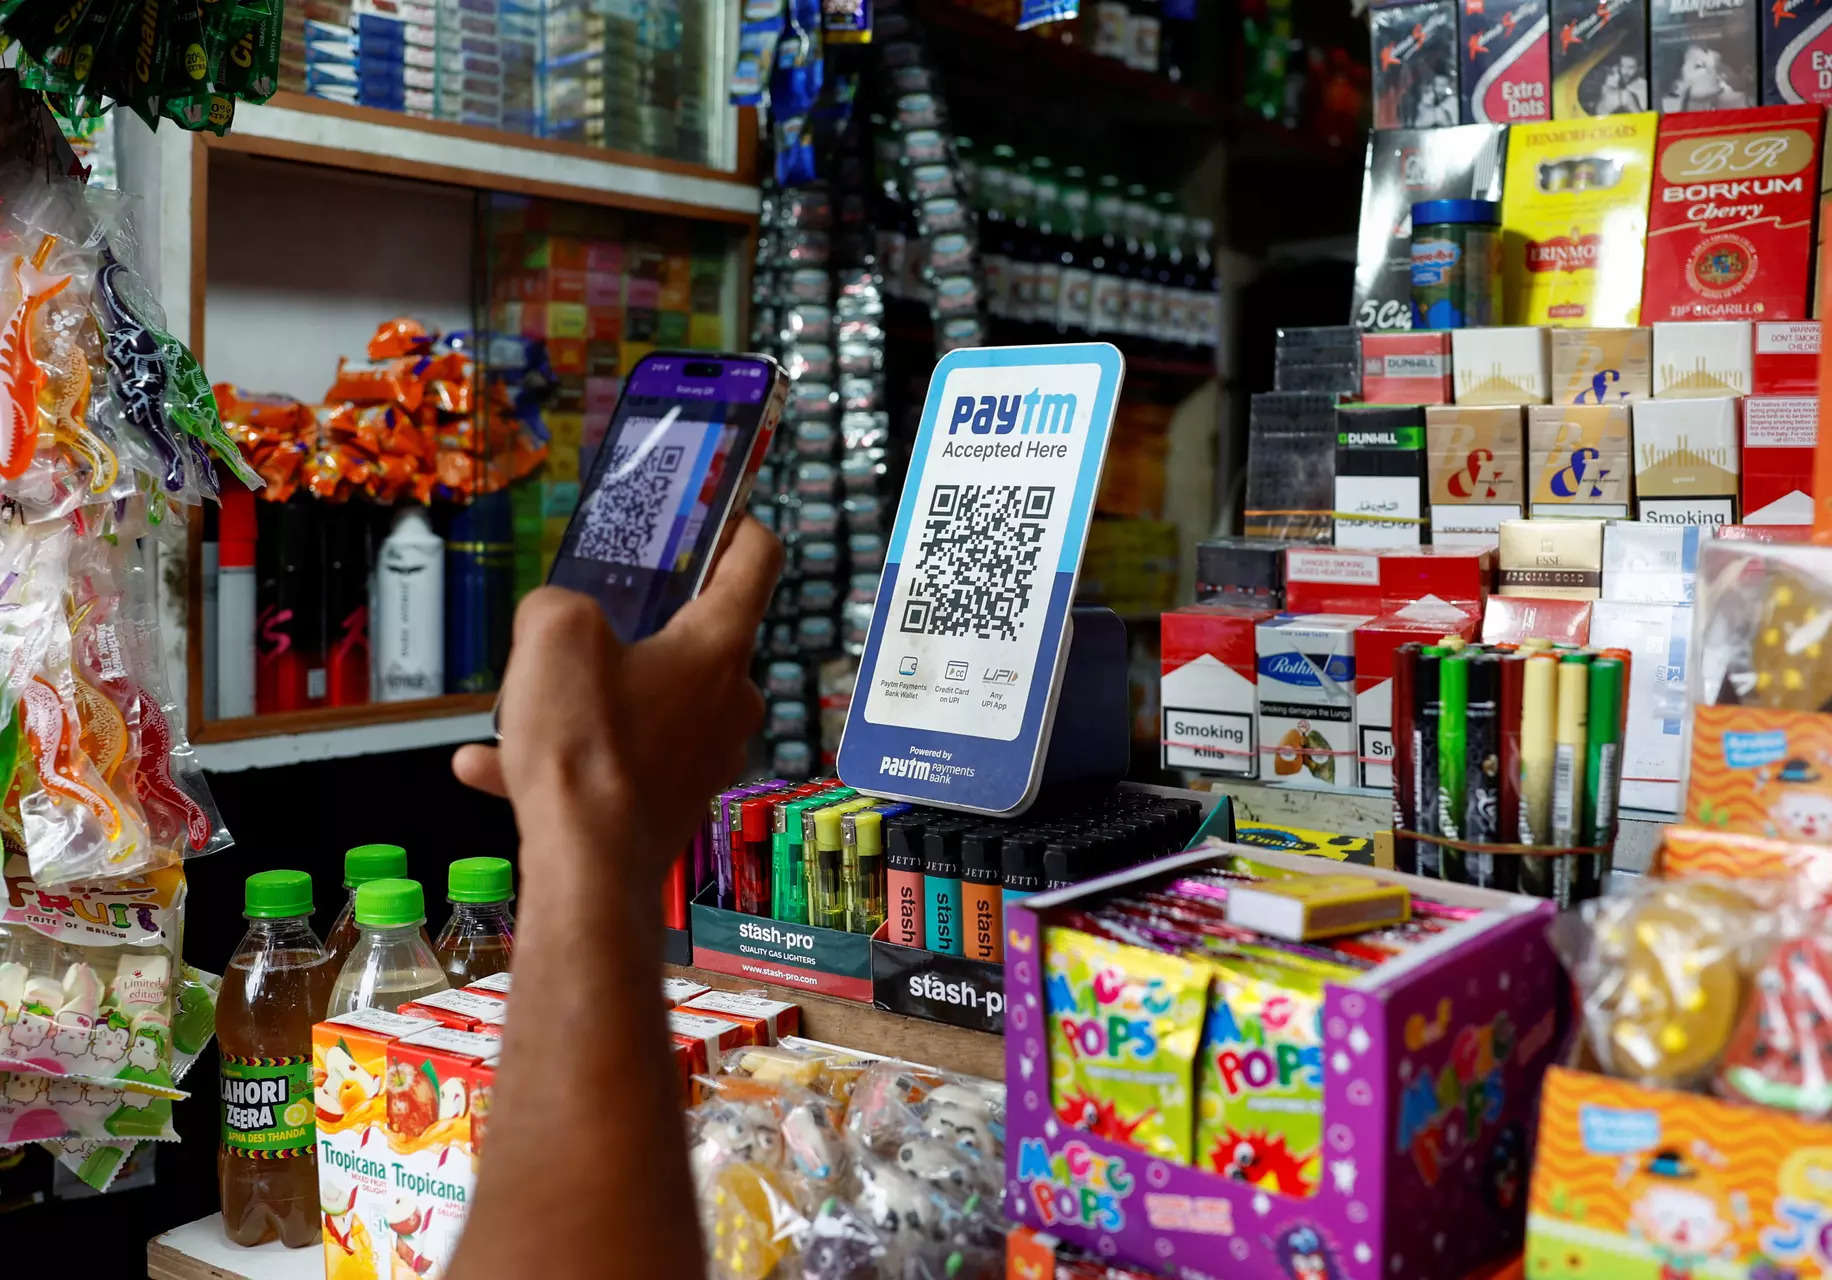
1527 403 1633 515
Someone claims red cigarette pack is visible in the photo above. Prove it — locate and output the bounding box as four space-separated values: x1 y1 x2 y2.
1160 604 1277 778
1742 395 1818 524
1753 321 1820 394
1480 595 1593 644
1360 331 1454 404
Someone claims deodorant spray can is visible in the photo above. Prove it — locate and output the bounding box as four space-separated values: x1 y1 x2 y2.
374 505 444 701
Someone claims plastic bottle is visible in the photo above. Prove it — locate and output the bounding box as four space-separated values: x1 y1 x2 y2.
373 504 444 702
434 856 516 986
324 843 409 972
218 870 337 1249
326 878 450 1016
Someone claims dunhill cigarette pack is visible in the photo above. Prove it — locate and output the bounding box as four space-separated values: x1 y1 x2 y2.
1426 404 1527 505
1631 397 1739 523
1650 0 1759 114
1741 395 1818 523
1763 0 1832 105
1451 327 1552 402
1753 320 1820 393
1497 516 1606 597
1643 107 1823 323
1461 0 1553 122
1549 326 1653 403
1335 406 1431 549
1550 0 1651 117
1372 0 1462 129
1360 331 1453 403
1527 404 1633 515
1652 319 1753 395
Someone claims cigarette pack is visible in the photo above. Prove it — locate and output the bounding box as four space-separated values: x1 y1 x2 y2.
1550 0 1651 116
1753 320 1820 393
1644 108 1822 323
680 991 802 1045
1652 319 1754 395
1588 601 1691 812
1451 326 1552 402
1602 521 1703 601
1379 544 1498 607
1195 537 1287 608
1353 125 1508 332
1497 517 1606 597
1460 0 1552 122
1741 395 1818 523
1372 0 1462 129
1426 405 1527 520
1631 397 1739 523
1335 405 1430 548
1763 0 1832 104
1256 614 1373 789
383 1028 499 1279
1283 547 1383 614
1549 326 1652 403
1161 605 1277 777
1650 0 1759 113
1245 392 1339 541
1500 115 1658 326
1355 603 1483 789
1480 594 1595 642
1527 404 1632 514
1360 331 1453 403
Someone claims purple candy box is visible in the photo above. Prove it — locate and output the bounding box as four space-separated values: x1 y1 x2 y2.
1002 845 1569 1280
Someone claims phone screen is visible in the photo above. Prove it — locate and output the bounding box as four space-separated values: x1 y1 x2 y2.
548 354 777 642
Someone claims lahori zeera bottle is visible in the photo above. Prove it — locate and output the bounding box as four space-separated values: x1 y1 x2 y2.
324 843 409 972
218 870 337 1249
434 856 515 986
326 878 450 1016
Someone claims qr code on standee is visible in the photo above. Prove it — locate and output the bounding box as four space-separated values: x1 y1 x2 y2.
574 439 684 565
900 484 1053 642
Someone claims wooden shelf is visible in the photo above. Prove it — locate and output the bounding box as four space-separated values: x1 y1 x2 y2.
192 702 495 772
195 692 496 743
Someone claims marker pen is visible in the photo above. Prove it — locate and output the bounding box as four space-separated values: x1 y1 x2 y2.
1583 657 1624 901
885 816 928 947
1436 652 1469 882
1517 654 1558 899
960 829 1004 963
813 798 876 930
1463 653 1500 889
923 825 965 957
1413 646 1447 878
1391 644 1418 874
1551 655 1591 908
1496 652 1526 894
1001 835 1044 910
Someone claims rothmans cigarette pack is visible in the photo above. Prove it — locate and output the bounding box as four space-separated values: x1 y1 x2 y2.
1652 319 1753 396
1460 0 1552 122
1602 520 1703 602
1550 0 1651 117
1360 331 1453 402
1763 0 1832 104
1354 602 1482 789
1256 614 1373 789
1753 320 1820 393
1741 395 1818 523
1587 599 1692 812
1371 0 1462 129
1549 326 1652 403
1497 516 1605 597
1643 107 1823 323
1650 0 1759 114
1631 397 1739 524
1334 405 1429 549
1451 326 1552 402
1527 404 1632 515
1160 605 1276 776
1500 115 1658 326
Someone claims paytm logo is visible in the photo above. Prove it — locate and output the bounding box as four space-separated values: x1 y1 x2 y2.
880 755 934 780
946 389 1076 436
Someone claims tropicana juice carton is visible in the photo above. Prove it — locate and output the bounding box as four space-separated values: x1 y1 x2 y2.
383 1026 500 1280
314 1007 439 1280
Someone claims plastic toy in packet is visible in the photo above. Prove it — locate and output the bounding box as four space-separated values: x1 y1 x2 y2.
1044 926 1209 1164
1716 930 1832 1118
0 858 186 1099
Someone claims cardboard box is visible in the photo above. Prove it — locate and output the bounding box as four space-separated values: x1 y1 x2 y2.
1160 605 1276 777
1550 0 1651 116
1353 125 1508 332
1501 115 1657 326
1741 395 1817 523
1652 319 1753 396
1602 521 1703 602
1355 603 1483 789
1687 703 1832 832
1480 593 1594 642
314 1008 441 1280
1650 0 1759 114
382 1028 498 1279
1497 516 1605 596
1527 404 1632 514
1334 406 1430 548
1643 107 1822 322
679 991 802 1045
1427 404 1526 505
1549 326 1652 403
1763 0 1832 104
1588 599 1691 811
1360 331 1453 403
1459 0 1552 122
1754 319 1820 393
1256 614 1373 788
1630 397 1739 524
1371 0 1461 128
1451 327 1551 403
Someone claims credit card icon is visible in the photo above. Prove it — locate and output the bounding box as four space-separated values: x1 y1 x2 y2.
945 659 969 681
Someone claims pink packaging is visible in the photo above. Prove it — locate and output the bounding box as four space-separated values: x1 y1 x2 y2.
1360 332 1453 404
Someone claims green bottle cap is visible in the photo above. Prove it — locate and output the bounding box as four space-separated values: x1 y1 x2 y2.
244 870 313 919
354 878 425 928
448 857 513 904
343 843 407 888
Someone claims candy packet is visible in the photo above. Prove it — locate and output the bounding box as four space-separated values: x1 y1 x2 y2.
1044 926 1208 1163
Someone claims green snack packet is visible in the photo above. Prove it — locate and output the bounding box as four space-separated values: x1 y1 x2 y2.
159 0 211 127
1045 925 1209 1164
103 0 167 129
1194 959 1328 1198
213 0 279 104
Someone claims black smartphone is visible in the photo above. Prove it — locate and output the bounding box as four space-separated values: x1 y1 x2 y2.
545 350 787 642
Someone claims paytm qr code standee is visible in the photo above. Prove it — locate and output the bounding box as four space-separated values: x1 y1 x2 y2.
837 344 1124 815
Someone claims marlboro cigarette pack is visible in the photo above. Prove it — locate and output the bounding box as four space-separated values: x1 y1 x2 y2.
1650 0 1759 113
1643 107 1823 323
1753 320 1820 393
1631 397 1740 524
1527 404 1633 514
1335 405 1430 549
1161 605 1276 777
1652 319 1753 396
1461 0 1553 123
1373 0 1463 129
1550 0 1651 117
1451 326 1552 402
1549 326 1653 403
1500 115 1658 326
1763 0 1832 105
1741 395 1818 523
1427 405 1527 508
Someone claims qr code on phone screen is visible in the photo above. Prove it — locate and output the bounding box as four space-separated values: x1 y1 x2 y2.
900 484 1052 642
574 439 684 565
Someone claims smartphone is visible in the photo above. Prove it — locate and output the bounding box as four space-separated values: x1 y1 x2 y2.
545 350 787 642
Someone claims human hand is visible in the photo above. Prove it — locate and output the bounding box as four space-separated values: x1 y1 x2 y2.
454 517 783 887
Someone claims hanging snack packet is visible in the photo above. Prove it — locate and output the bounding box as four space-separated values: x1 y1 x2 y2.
1045 926 1208 1164
1194 960 1328 1198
